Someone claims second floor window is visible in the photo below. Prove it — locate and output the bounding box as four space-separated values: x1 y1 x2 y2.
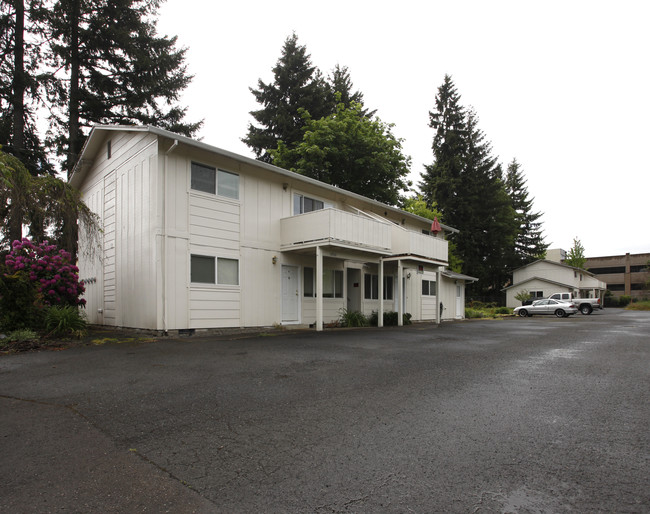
191 162 239 199
293 194 324 215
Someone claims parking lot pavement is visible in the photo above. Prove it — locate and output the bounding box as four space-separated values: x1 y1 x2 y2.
1 310 649 513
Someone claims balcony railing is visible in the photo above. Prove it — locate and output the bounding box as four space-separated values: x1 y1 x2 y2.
281 209 391 253
391 225 448 262
281 208 448 262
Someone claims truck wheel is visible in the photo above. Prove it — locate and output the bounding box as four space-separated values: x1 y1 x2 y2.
580 305 592 315
555 309 566 318
518 309 528 317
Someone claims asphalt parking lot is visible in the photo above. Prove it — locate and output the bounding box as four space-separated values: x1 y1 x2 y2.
1 309 649 513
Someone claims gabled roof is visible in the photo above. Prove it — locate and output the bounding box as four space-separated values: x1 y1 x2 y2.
502 276 574 292
513 259 599 278
70 124 459 234
442 270 478 283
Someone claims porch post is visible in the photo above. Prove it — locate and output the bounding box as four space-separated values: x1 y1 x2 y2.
316 246 323 331
436 267 442 325
397 259 403 326
378 258 384 328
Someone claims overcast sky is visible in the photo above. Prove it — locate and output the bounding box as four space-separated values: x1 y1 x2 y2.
157 0 649 258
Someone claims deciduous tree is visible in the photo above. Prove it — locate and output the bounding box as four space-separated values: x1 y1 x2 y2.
0 147 98 258
565 237 586 269
271 101 411 206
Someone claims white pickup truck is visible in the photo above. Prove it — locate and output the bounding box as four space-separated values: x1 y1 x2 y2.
548 293 602 315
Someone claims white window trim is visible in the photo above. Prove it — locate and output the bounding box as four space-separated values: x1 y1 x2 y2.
190 254 240 287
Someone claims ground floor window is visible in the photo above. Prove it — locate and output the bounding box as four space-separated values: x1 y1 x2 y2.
529 290 544 298
191 255 239 285
422 279 437 296
364 274 393 300
303 267 343 298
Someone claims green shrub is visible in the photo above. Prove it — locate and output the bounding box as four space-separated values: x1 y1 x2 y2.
465 308 486 319
369 311 412 326
604 295 619 308
626 300 650 311
619 295 632 307
5 329 40 342
494 306 511 315
338 308 369 327
0 269 46 331
45 306 88 338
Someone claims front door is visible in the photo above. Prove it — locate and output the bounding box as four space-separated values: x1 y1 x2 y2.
346 268 361 312
456 284 463 319
282 265 299 323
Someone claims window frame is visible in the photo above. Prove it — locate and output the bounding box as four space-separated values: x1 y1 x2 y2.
293 193 328 215
303 267 343 298
190 254 240 286
421 279 437 297
364 274 393 300
191 162 239 200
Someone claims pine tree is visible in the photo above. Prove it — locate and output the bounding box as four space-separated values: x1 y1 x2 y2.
46 0 201 174
327 64 375 117
420 74 466 220
505 159 548 268
421 76 518 299
460 109 517 296
243 33 331 163
0 0 53 176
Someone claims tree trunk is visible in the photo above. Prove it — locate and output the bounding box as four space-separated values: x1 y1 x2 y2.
12 0 25 163
67 0 80 179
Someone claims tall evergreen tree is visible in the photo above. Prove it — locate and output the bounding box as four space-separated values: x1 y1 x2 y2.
46 0 201 174
421 76 518 299
505 158 547 268
420 74 466 219
0 0 53 176
327 64 375 117
460 109 517 296
242 33 331 163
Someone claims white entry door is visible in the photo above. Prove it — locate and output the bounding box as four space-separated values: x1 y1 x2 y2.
282 265 300 323
456 284 463 319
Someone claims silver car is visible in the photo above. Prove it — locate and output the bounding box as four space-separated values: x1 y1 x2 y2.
514 299 578 318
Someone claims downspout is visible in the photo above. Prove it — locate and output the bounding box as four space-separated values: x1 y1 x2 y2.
378 258 384 327
162 139 178 333
397 260 403 326
436 267 442 325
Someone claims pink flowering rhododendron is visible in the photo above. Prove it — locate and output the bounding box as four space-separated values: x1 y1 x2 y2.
4 239 86 307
